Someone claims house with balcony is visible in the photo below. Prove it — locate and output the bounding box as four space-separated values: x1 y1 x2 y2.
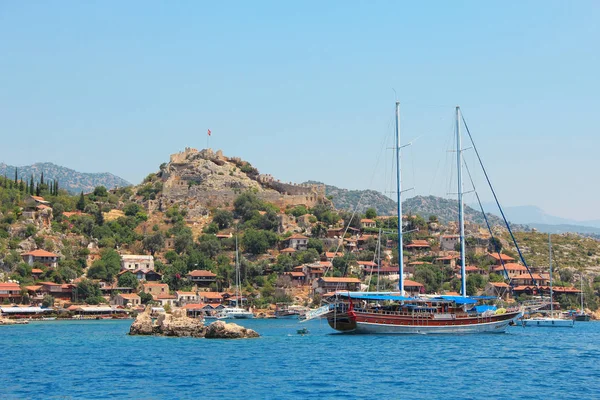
313 277 361 294
112 293 141 307
176 291 199 306
0 282 23 303
285 234 309 251
187 270 217 287
21 249 59 268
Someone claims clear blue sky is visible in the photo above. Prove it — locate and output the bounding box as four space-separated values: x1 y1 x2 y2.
1 1 598 220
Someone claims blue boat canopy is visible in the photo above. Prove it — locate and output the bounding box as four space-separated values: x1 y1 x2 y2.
435 296 478 305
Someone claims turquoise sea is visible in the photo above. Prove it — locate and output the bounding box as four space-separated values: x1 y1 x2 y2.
1 318 599 399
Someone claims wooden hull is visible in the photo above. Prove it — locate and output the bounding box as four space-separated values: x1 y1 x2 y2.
327 310 522 334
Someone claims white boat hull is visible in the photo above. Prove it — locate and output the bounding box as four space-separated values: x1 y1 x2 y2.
521 318 574 328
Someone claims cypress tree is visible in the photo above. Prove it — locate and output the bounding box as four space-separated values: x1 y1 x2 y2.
40 171 44 185
35 183 40 196
55 180 59 195
19 179 25 192
14 168 18 184
77 191 85 211
29 175 34 195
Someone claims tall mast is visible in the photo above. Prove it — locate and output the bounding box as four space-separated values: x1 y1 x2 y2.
235 235 240 308
581 275 584 311
549 233 553 316
456 106 467 297
395 101 405 296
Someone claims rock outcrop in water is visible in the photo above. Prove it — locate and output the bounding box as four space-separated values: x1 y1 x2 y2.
204 320 260 339
129 307 260 338
129 306 205 337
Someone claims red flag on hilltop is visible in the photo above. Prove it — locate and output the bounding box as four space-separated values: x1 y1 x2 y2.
207 129 211 136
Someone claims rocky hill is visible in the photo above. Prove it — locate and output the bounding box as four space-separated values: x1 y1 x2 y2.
403 195 505 226
143 148 329 219
305 181 397 215
0 162 131 194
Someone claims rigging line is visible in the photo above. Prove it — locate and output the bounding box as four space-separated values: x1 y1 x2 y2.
463 162 512 286
460 113 537 287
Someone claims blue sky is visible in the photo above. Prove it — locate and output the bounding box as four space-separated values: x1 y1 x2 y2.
1 1 598 220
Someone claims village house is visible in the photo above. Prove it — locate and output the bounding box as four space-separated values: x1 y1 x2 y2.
511 273 550 286
198 291 224 304
485 282 511 301
21 249 60 268
283 271 306 286
492 263 528 279
285 234 309 251
134 269 162 282
302 264 325 282
0 282 23 303
313 277 361 294
440 235 459 251
360 219 376 229
39 281 74 300
142 283 169 298
405 239 431 251
323 252 344 262
121 255 154 271
187 270 217 287
176 291 199 306
112 293 141 307
402 279 425 296
280 247 296 255
434 255 457 268
31 268 44 280
155 294 177 307
362 266 400 281
487 252 516 266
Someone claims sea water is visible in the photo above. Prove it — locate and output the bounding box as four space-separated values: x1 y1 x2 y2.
1 319 599 399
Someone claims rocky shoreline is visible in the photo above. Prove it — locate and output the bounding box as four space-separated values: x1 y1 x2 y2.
129 307 259 339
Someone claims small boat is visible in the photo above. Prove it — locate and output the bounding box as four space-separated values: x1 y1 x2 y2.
297 327 309 335
216 236 255 320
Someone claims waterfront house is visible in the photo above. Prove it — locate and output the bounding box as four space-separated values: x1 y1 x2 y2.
176 291 199 306
142 283 169 298
21 249 59 268
485 282 511 301
112 293 141 307
155 294 177 307
285 234 309 251
187 270 217 287
121 255 154 271
403 280 425 296
313 277 361 294
39 281 74 300
198 291 224 304
0 282 23 303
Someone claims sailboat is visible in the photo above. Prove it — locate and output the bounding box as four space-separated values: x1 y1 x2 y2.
323 102 522 334
573 277 591 321
216 236 254 319
521 233 574 327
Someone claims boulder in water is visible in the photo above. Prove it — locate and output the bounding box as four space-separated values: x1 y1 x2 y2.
129 306 205 337
204 320 260 339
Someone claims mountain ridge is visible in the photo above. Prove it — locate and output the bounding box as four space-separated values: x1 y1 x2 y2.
0 162 131 194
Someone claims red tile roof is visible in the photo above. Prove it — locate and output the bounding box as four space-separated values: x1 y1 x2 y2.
493 263 528 272
488 282 510 288
488 253 515 261
357 261 378 267
405 240 430 248
280 247 296 253
187 270 217 277
31 268 44 274
360 219 375 224
199 292 224 299
21 249 59 258
118 293 141 299
288 234 308 240
403 279 424 287
285 272 306 278
325 252 343 258
0 283 21 290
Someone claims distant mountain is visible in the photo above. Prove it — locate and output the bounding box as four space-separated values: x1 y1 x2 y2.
403 195 505 226
476 202 600 235
305 181 397 216
0 162 131 194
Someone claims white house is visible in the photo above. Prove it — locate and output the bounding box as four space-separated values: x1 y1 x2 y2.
121 255 154 271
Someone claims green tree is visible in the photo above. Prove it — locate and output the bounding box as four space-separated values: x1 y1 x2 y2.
365 208 377 219
198 234 222 259
212 209 234 229
139 291 154 304
74 279 102 303
93 186 108 197
143 232 165 256
241 229 277 255
117 271 139 290
41 294 54 308
123 203 142 217
76 191 86 211
307 237 324 254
